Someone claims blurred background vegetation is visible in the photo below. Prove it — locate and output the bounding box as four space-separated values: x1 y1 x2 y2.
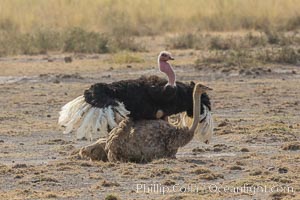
0 0 300 56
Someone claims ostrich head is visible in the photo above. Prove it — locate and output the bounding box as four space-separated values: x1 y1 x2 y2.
158 51 174 62
158 51 176 86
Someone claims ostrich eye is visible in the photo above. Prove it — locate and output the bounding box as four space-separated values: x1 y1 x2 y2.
161 54 166 56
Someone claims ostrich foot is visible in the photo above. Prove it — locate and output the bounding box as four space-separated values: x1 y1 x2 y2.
156 110 164 119
79 138 108 161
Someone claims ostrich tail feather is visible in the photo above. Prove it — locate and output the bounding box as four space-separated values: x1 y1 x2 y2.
106 106 118 129
58 95 85 125
196 105 214 144
58 96 129 140
178 106 214 143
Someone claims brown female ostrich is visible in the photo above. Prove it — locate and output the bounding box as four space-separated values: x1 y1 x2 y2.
80 83 212 163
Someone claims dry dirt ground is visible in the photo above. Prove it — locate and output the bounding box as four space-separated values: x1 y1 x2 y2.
0 51 299 200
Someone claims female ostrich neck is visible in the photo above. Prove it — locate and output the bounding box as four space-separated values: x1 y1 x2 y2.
159 61 176 86
189 89 201 132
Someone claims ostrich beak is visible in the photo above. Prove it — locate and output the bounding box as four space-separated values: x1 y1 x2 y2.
205 86 213 91
169 56 174 60
201 85 213 91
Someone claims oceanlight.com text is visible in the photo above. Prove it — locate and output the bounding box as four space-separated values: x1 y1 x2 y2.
136 183 294 195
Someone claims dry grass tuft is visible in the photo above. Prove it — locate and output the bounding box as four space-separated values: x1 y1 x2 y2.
281 142 300 151
193 167 211 174
105 194 120 200
101 180 120 187
108 52 145 64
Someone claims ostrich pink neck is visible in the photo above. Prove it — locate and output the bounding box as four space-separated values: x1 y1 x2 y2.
159 61 176 86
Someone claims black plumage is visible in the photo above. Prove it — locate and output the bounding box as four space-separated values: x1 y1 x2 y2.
84 75 211 120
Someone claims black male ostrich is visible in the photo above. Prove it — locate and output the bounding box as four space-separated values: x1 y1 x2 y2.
59 51 213 141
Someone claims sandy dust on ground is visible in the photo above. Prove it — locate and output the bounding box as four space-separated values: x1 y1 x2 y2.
0 51 299 200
